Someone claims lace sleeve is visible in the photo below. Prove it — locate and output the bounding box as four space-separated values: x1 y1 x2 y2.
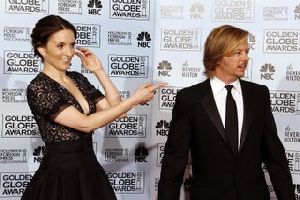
27 79 68 117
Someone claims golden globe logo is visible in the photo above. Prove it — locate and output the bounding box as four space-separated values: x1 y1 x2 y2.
4 51 41 74
2 114 38 138
0 172 33 197
108 55 148 78
213 0 254 22
6 0 48 13
161 28 201 51
159 87 181 110
107 171 144 193
263 30 300 53
270 91 299 114
110 0 149 20
106 115 146 138
75 24 100 47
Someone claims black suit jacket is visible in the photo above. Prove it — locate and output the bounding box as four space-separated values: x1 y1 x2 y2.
158 79 294 200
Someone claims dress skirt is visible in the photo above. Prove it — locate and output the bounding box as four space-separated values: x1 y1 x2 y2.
21 137 117 200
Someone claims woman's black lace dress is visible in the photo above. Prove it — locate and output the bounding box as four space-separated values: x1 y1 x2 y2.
21 71 117 200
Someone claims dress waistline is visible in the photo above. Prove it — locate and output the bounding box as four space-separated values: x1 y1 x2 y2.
45 137 93 154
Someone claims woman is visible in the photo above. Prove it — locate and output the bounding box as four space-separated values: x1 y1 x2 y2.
22 15 165 200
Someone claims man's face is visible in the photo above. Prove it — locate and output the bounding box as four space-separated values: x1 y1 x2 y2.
215 38 249 84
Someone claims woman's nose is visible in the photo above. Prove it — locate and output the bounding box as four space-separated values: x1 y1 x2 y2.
65 47 74 56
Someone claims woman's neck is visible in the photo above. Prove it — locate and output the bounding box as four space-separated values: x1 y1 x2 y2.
42 65 68 83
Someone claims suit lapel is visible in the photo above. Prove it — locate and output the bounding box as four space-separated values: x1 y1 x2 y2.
200 80 226 142
199 79 255 154
239 81 254 150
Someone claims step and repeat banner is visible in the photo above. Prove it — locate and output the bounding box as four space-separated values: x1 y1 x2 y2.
0 0 300 199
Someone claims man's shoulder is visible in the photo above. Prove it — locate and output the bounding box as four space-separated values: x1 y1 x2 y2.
240 80 270 100
175 80 210 105
180 79 209 94
240 79 268 91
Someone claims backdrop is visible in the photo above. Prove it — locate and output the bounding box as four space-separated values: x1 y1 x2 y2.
0 0 299 199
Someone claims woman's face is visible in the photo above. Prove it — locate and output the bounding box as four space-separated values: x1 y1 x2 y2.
38 29 76 71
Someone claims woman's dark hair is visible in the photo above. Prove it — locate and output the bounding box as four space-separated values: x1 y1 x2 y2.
31 15 77 60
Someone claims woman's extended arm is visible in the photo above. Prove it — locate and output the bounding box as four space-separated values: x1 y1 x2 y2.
53 82 166 133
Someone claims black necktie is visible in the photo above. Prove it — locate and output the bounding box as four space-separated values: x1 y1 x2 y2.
225 85 238 154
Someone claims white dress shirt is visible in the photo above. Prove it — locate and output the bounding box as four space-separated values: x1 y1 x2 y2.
210 77 244 147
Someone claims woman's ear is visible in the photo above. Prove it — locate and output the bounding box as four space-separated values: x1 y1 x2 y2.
37 45 46 57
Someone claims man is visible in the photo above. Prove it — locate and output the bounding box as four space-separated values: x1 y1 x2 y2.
158 25 294 200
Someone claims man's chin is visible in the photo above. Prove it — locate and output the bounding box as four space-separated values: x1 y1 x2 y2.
238 69 246 76
236 73 245 79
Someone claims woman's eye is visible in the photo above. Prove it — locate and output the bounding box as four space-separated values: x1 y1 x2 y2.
57 44 63 48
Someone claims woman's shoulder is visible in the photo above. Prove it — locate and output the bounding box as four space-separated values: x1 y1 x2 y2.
67 71 91 86
27 72 57 92
67 71 85 79
28 72 47 87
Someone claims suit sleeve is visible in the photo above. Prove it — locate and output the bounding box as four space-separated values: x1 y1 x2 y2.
261 86 294 200
158 90 191 200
